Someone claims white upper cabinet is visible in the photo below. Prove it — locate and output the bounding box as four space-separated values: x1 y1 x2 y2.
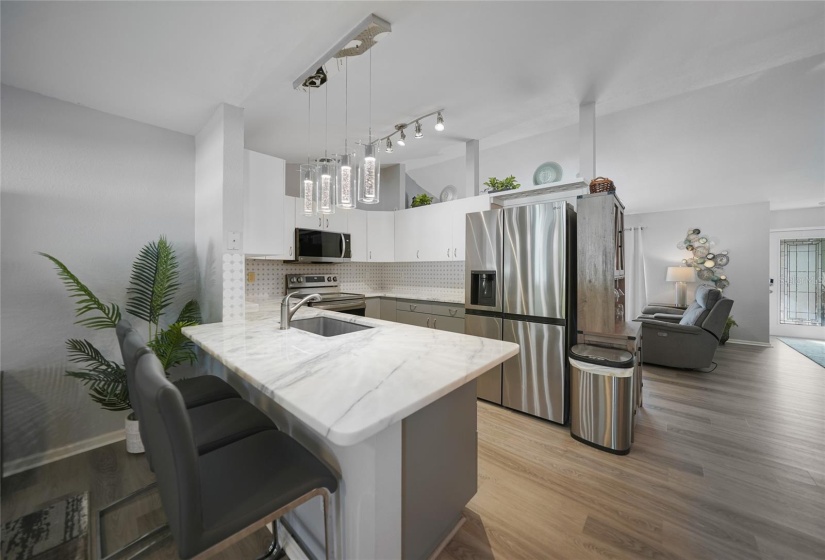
295 204 348 232
367 211 395 262
348 210 368 262
394 196 490 262
243 149 288 257
282 196 296 260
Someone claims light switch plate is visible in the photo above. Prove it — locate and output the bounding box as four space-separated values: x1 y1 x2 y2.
227 231 241 251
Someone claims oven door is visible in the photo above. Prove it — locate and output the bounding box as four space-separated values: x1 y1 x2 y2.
311 300 366 316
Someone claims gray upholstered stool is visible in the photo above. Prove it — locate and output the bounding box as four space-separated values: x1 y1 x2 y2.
102 321 278 559
136 351 338 559
117 320 240 408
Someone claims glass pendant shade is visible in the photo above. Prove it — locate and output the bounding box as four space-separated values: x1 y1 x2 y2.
357 143 380 204
317 158 337 214
337 153 356 209
300 164 317 216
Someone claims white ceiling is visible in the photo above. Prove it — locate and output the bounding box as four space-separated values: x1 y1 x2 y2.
3 2 824 173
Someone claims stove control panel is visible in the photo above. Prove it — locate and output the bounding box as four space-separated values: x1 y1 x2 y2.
286 274 340 289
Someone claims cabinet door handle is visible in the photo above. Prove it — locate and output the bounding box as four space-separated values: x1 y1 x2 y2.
447 248 450 258
426 317 430 328
318 217 322 227
370 251 372 260
454 247 457 258
410 304 417 311
326 218 329 228
417 250 420 259
449 308 457 317
289 247 293 256
433 318 437 329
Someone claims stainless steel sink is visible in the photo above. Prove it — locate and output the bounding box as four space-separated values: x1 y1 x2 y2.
290 317 373 337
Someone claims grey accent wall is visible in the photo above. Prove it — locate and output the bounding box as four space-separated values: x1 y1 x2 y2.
0 86 196 471
626 202 770 344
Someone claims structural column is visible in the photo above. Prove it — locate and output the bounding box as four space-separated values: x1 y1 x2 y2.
579 102 596 183
466 140 480 196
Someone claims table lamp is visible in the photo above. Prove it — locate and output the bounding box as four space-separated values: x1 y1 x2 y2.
666 266 697 307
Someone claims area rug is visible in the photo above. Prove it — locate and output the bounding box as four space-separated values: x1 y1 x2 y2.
778 337 825 368
1 493 88 560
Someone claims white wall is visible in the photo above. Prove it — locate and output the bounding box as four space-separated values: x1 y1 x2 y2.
770 207 825 231
407 55 824 213
1 85 196 471
626 202 770 344
194 103 244 324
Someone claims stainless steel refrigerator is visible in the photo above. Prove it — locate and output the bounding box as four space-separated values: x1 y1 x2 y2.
465 202 576 424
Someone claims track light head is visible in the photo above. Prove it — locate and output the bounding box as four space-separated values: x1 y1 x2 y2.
434 112 445 132
414 121 423 139
386 137 393 153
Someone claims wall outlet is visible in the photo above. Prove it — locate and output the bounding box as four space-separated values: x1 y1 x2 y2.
247 271 256 283
227 231 241 251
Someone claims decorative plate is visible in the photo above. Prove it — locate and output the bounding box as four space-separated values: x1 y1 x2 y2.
716 254 730 266
715 279 730 290
693 246 709 258
532 161 563 185
698 269 713 281
440 185 458 202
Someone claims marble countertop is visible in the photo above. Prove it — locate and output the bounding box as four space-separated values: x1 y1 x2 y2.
363 292 465 304
183 305 518 447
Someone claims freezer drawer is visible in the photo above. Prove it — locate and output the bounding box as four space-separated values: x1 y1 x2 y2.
465 313 503 404
502 319 567 423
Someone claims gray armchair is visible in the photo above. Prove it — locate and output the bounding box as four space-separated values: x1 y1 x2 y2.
637 286 733 370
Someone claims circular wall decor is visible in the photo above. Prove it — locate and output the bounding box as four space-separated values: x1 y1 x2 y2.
676 227 731 290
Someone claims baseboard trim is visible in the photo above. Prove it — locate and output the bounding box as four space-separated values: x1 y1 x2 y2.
727 339 772 348
2 429 125 478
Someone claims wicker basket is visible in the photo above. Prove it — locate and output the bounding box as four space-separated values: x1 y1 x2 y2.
589 177 615 194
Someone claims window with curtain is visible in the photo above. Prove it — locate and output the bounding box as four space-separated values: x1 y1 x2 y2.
779 238 824 326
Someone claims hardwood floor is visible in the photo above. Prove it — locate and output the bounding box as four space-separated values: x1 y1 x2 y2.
440 339 825 560
2 338 823 559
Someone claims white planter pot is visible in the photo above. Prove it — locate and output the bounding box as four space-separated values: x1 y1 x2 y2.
125 416 145 454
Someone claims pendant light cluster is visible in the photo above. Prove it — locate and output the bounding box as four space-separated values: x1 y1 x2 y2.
298 29 381 216
381 110 446 153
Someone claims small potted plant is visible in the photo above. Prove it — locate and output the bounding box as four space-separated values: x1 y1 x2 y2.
484 175 521 192
720 316 737 345
411 193 434 208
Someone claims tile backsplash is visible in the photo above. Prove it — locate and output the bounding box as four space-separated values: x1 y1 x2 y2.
245 259 465 302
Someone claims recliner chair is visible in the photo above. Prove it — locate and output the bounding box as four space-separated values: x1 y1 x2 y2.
637 285 734 370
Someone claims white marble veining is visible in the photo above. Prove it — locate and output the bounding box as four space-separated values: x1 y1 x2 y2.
183 306 518 447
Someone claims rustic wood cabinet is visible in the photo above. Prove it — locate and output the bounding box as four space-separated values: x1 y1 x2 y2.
576 192 627 334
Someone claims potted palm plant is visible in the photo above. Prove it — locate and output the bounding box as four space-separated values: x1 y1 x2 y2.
41 236 201 453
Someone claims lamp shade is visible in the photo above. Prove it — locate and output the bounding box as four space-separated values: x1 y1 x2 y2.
666 266 697 283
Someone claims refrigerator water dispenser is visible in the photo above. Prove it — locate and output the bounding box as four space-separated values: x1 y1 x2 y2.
470 271 497 307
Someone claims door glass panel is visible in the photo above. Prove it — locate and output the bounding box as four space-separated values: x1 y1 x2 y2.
779 238 824 326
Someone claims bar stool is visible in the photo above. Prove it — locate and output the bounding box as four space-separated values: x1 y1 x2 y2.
135 351 338 559
101 321 278 559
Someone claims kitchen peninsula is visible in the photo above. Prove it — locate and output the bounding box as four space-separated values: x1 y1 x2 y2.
183 303 519 560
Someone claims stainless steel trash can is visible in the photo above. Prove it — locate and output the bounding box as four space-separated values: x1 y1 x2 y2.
569 344 635 455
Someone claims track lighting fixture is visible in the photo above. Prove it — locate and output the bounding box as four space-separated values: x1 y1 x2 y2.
435 112 445 131
395 124 407 146
378 110 445 149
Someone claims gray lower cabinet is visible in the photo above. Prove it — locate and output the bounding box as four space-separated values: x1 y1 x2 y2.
394 299 464 333
365 297 380 319
380 297 396 322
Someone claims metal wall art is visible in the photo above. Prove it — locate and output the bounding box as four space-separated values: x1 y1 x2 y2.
677 228 730 290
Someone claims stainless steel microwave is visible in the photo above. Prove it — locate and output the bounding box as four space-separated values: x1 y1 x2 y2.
293 228 351 263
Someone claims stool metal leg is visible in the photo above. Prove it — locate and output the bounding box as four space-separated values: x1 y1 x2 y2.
255 532 284 560
97 481 170 560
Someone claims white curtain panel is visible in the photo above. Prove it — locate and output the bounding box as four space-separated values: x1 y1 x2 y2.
625 227 648 319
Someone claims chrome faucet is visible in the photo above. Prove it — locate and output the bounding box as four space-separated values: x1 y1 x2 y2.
280 292 322 330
